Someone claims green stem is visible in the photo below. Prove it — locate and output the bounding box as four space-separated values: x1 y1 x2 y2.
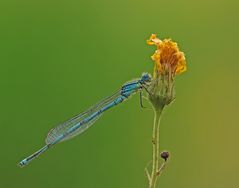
149 109 163 188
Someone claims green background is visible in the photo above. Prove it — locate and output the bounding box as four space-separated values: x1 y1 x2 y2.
1 0 238 187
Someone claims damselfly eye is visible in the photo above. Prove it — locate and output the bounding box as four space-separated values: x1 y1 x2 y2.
141 73 151 83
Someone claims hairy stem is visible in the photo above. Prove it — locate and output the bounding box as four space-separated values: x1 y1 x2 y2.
149 109 163 188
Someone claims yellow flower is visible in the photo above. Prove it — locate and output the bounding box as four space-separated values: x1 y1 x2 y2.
147 34 187 78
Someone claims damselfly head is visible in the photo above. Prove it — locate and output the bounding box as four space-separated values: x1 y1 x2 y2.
141 73 151 84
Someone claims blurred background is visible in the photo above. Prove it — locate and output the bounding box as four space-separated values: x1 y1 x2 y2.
0 0 238 187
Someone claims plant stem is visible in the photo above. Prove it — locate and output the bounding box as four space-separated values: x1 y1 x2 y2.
149 109 163 188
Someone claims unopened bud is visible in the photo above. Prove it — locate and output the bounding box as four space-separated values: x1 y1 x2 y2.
160 151 170 161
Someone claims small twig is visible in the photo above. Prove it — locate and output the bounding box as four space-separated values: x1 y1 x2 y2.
145 166 151 182
145 160 152 181
156 161 167 176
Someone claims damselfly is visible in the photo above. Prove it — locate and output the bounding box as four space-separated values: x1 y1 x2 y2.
18 73 151 167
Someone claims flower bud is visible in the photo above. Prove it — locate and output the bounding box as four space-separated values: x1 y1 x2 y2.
160 151 170 161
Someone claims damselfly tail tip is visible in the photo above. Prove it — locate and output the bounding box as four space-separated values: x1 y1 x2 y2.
18 159 27 168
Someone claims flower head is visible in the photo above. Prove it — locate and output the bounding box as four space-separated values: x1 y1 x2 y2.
147 34 187 110
147 34 186 78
